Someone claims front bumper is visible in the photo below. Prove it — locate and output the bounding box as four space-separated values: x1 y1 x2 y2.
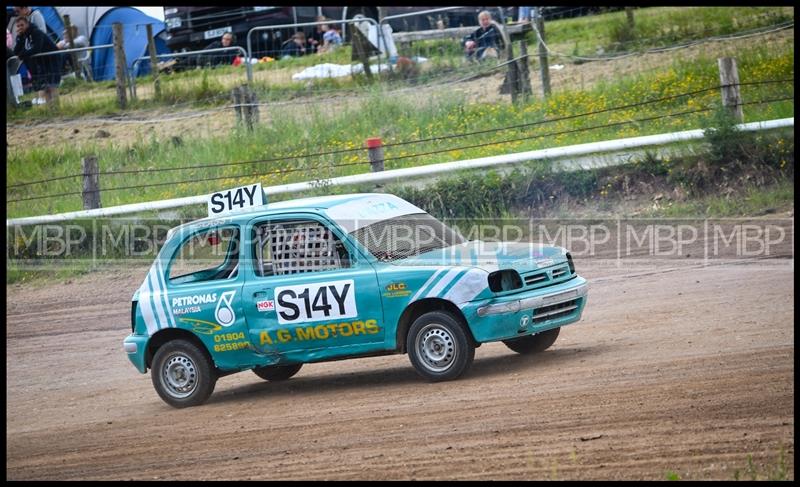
464 276 588 343
123 334 150 374
477 280 588 316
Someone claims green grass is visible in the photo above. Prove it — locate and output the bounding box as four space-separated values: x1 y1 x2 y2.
642 179 794 218
7 38 793 219
544 6 794 55
733 446 791 481
6 258 95 286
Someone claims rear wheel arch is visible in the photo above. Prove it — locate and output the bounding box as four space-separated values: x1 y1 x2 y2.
395 298 477 353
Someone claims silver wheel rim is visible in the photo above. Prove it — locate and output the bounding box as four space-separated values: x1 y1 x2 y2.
162 353 198 398
416 323 457 373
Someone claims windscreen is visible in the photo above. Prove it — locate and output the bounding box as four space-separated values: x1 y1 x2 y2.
349 212 466 262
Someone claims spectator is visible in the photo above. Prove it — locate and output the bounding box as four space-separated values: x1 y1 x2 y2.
8 6 47 47
463 10 505 61
280 31 307 59
517 7 533 23
56 25 89 77
319 22 342 53
307 16 326 53
13 15 61 105
201 31 238 67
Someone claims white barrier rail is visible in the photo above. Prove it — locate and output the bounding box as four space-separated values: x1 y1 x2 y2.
6 117 793 226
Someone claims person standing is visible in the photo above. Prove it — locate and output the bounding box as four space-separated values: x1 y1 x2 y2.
13 15 61 105
8 6 47 46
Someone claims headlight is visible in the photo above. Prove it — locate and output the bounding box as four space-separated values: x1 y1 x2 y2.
488 269 522 293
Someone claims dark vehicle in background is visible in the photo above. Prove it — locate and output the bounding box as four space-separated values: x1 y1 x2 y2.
163 6 515 59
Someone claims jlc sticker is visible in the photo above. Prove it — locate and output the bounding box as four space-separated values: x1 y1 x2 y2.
275 279 356 325
256 300 275 312
383 282 411 298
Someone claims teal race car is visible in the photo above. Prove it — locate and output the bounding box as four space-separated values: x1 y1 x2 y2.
123 186 588 407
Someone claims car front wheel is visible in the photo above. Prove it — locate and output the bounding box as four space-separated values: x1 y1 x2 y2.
503 327 561 354
407 311 475 382
151 339 217 408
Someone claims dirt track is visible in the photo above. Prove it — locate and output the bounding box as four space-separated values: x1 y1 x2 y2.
6 255 794 480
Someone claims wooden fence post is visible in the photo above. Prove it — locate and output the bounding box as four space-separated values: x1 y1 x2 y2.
232 86 243 125
245 85 259 131
718 57 743 122
366 137 385 191
506 41 519 103
146 23 161 100
112 22 127 109
62 15 81 79
533 7 551 98
366 137 385 172
351 26 378 81
518 40 532 101
626 7 635 30
82 156 101 210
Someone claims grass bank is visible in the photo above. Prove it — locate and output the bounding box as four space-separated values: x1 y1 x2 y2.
7 40 794 219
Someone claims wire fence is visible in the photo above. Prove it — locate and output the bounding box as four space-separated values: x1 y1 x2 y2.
7 88 793 204
8 8 792 117
7 78 794 191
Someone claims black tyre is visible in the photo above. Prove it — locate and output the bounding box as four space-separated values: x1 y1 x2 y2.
407 310 475 382
252 363 303 382
151 339 217 408
503 327 561 354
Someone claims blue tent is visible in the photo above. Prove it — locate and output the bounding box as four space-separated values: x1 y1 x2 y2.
34 6 63 39
88 7 170 81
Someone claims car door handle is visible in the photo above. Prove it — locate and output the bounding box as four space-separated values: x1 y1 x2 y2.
253 290 270 298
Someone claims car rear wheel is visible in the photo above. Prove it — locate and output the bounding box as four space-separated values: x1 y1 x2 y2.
151 339 217 408
252 363 303 381
407 311 475 382
503 327 561 354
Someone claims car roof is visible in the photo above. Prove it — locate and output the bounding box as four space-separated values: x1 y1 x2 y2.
169 193 415 236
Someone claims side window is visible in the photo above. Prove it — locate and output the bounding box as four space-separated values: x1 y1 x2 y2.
169 227 240 284
254 220 351 277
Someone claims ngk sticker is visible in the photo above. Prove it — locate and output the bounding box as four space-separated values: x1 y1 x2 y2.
256 300 275 312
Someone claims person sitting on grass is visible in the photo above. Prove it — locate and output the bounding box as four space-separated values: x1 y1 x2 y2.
319 21 342 54
280 31 307 59
463 10 505 62
202 31 238 67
